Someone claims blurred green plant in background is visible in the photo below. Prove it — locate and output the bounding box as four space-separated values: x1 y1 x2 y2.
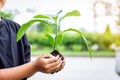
0 11 13 20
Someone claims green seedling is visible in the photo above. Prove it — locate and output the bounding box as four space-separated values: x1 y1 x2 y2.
16 10 92 59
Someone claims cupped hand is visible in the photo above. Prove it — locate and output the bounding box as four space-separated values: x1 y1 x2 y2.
34 54 64 74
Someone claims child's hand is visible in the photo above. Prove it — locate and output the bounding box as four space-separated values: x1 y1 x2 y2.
34 54 65 74
54 59 65 73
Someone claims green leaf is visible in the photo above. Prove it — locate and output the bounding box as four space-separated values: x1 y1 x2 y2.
56 10 63 15
55 33 63 50
56 33 63 45
16 18 54 42
54 10 62 22
81 35 92 59
52 16 58 22
33 14 52 19
46 34 55 48
63 28 81 34
62 28 92 59
57 10 80 24
62 10 80 20
33 14 55 23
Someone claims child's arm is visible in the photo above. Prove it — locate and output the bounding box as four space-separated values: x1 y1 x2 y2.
0 54 65 80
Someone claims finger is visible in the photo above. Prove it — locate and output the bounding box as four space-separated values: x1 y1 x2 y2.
49 57 62 68
55 61 63 71
61 61 65 68
55 60 65 73
43 54 54 58
47 55 60 64
50 60 65 74
61 60 65 66
47 59 62 73
50 60 63 73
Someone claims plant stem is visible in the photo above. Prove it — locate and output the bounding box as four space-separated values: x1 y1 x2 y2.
54 16 61 50
54 23 58 50
54 36 57 50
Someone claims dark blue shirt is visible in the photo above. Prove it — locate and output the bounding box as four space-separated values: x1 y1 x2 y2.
0 18 31 80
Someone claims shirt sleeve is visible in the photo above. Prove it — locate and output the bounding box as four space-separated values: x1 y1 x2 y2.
14 21 31 63
22 34 31 63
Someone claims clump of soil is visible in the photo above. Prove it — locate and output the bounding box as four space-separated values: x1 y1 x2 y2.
50 50 64 60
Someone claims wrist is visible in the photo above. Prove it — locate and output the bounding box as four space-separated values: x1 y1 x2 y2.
31 61 39 72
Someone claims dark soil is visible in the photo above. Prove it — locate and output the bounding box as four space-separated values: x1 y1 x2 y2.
50 50 64 60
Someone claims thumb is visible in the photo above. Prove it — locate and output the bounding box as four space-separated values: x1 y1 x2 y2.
43 54 55 58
